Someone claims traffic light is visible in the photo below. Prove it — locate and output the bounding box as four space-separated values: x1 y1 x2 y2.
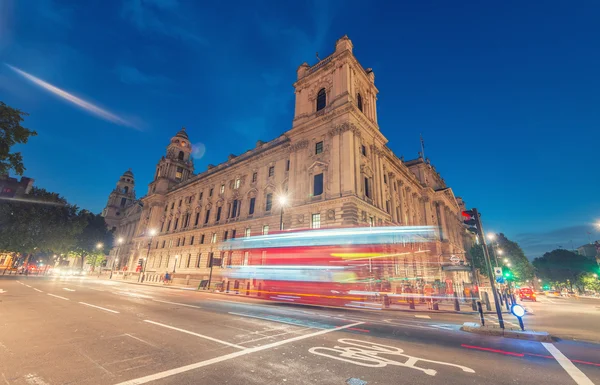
462 210 478 235
502 266 513 281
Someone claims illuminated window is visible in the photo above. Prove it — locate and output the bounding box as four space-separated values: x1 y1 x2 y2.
357 93 363 112
245 228 251 237
315 141 323 155
211 233 217 243
262 225 269 235
235 178 241 189
176 167 183 179
268 166 275 177
220 184 225 194
252 172 257 182
265 193 273 211
316 88 326 111
243 251 249 266
311 213 321 229
313 173 323 196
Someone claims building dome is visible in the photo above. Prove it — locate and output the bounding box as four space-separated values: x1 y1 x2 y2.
123 169 134 178
174 127 189 140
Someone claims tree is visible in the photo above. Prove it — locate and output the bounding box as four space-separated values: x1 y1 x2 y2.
533 249 597 292
0 101 37 175
0 187 85 266
579 273 600 293
69 211 113 271
469 233 534 282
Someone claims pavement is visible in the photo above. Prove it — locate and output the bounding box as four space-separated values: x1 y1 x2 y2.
1 275 599 385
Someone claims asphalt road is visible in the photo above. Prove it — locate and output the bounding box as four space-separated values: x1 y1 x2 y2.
1 276 599 385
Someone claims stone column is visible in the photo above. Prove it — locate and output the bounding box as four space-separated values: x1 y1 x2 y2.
341 129 356 195
389 174 397 223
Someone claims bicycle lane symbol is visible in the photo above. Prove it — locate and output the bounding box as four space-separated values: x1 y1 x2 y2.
308 338 475 377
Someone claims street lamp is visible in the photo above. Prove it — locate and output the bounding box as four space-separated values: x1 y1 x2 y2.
506 263 512 267
503 258 509 263
277 194 289 231
93 243 104 275
140 229 157 283
497 249 504 255
487 233 496 241
110 237 124 280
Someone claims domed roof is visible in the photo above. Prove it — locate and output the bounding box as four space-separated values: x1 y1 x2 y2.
123 168 134 178
174 127 189 140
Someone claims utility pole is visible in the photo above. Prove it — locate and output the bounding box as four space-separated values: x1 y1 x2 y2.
472 208 505 329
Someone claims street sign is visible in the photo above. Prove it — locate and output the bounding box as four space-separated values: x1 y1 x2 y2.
493 267 503 278
450 255 460 264
496 277 505 284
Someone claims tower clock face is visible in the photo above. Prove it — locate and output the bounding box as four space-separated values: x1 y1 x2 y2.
181 141 186 147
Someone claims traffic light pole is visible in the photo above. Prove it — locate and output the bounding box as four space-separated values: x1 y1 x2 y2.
472 208 505 329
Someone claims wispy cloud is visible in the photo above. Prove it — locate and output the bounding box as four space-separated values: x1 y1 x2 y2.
6 63 138 129
115 64 169 85
121 0 207 45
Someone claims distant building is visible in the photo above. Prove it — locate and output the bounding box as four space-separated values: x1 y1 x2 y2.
104 36 475 292
576 242 600 264
0 174 34 269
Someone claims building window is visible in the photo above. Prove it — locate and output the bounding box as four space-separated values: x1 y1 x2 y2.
235 178 241 189
245 228 251 237
190 236 195 245
178 151 184 160
249 197 256 215
315 141 323 155
364 177 370 198
194 212 200 226
268 166 275 178
384 174 387 184
316 88 326 111
182 237 186 246
164 204 168 212
216 207 222 221
243 251 249 266
177 238 181 247
196 253 202 268
386 200 390 213
199 192 203 200
231 229 236 239
265 193 273 211
171 202 175 209
200 234 205 244
204 209 211 224
209 188 213 197
162 240 166 248
176 167 183 179
286 160 290 171
211 233 217 243
224 231 228 241
166 220 172 231
313 173 323 196
361 145 367 156
178 199 182 207
357 93 363 112
311 213 321 229
369 216 375 227
160 221 165 232
173 218 179 230
120 197 127 207
252 172 257 182
262 225 269 235
231 200 239 218
186 254 191 268
220 184 225 194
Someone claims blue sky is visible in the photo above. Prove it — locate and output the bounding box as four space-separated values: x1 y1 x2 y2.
1 0 599 258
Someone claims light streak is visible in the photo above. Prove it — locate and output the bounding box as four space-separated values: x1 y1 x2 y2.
5 64 137 129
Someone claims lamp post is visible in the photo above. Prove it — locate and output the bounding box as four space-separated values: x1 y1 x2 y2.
139 229 157 283
277 194 289 231
110 237 124 279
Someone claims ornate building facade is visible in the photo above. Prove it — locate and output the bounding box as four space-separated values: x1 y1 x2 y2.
104 36 473 291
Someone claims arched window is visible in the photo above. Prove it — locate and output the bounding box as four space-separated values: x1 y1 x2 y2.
123 186 129 193
316 88 326 111
178 151 184 160
357 93 363 112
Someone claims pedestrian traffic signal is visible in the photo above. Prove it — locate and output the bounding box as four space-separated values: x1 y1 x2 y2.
462 210 478 235
502 266 513 281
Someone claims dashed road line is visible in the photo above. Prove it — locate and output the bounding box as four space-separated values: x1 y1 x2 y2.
63 288 76 292
114 321 364 385
24 284 31 288
415 315 431 319
47 293 69 301
143 320 245 349
79 302 120 314
33 288 43 293
152 299 201 309
542 343 594 385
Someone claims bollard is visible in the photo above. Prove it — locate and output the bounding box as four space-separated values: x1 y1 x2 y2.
477 301 485 326
409 295 415 310
432 301 439 311
226 281 230 293
453 292 460 311
257 283 262 297
246 282 250 296
483 291 491 311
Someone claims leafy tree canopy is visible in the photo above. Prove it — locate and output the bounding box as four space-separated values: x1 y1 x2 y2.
469 233 534 281
533 249 596 289
0 101 37 176
69 210 113 269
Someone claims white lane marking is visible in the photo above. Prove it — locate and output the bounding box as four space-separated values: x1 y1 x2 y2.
430 325 454 331
123 334 157 348
0 289 6 294
63 288 75 292
79 302 120 314
210 298 246 304
152 299 201 309
24 284 31 288
113 291 153 299
114 321 364 385
24 373 50 385
33 288 43 293
47 293 69 301
309 338 475 376
143 320 245 349
542 343 594 385
228 312 325 329
415 315 431 319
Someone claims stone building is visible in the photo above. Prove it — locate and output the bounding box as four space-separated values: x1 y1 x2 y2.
105 36 473 292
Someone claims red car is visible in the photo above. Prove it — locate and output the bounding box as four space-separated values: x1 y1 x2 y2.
519 287 536 301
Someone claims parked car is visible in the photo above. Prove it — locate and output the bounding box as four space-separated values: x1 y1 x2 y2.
519 287 536 301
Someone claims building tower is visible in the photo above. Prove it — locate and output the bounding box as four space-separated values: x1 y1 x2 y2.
148 127 194 196
102 169 136 231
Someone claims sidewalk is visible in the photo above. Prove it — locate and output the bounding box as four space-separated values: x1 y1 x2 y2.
92 273 517 315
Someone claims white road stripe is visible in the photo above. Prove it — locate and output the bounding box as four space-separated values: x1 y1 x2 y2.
153 299 201 309
144 320 245 349
63 288 75 292
24 284 31 288
414 315 431 319
33 288 43 293
228 312 325 328
47 293 69 301
114 321 364 385
79 302 120 314
542 343 594 385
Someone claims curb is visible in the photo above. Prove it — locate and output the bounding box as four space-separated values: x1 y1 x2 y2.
460 322 552 342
